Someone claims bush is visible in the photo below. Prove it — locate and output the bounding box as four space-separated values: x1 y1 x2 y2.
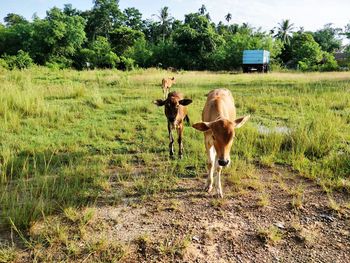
119 56 135 70
124 38 153 68
0 58 8 69
77 37 120 69
3 50 33 70
319 52 339 71
45 56 73 69
298 61 309 71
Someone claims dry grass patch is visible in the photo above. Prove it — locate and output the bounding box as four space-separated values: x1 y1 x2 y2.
257 226 283 245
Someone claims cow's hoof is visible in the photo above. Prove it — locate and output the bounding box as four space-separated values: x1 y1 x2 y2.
216 191 224 199
205 185 213 193
178 154 183 159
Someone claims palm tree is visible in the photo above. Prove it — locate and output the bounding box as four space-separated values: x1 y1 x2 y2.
274 19 295 45
152 6 174 42
225 13 232 24
198 4 207 15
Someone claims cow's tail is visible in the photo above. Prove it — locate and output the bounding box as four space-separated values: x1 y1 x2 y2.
184 115 190 126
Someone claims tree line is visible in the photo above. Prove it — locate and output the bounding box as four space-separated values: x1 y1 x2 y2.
0 0 349 71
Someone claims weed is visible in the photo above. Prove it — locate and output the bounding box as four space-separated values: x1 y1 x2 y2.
257 226 283 245
257 192 270 207
0 243 17 263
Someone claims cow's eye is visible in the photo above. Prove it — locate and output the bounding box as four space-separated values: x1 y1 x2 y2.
212 135 215 141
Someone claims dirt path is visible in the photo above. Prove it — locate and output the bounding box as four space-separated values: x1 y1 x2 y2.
4 166 350 262
91 167 350 262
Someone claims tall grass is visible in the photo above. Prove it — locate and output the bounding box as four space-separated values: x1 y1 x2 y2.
0 67 349 231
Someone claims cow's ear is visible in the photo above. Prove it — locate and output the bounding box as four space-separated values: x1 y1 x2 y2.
192 122 210 132
179 99 192 106
234 115 250 129
153 99 166 106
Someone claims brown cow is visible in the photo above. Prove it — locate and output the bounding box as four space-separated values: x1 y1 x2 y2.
154 91 192 158
192 89 250 198
161 77 176 99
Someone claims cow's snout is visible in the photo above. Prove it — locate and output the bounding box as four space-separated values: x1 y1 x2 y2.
218 159 229 167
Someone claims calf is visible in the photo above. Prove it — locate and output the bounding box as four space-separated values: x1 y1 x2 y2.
154 91 192 158
192 89 250 198
161 77 176 99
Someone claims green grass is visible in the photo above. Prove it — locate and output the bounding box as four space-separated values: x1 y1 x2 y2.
0 67 349 233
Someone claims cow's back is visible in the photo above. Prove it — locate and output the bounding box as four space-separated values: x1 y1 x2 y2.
202 89 236 122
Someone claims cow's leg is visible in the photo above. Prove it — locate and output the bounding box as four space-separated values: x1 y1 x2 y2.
205 143 215 193
214 165 223 198
168 122 174 158
177 124 184 158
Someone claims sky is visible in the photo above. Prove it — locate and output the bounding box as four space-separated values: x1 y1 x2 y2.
0 0 349 33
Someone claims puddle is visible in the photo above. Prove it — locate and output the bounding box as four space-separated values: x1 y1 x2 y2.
257 124 291 135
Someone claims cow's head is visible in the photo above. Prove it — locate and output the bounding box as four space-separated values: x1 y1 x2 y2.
192 116 250 166
154 94 192 126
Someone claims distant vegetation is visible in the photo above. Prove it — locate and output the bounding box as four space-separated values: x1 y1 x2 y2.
0 0 349 71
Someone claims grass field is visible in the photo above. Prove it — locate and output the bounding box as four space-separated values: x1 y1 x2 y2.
0 67 349 261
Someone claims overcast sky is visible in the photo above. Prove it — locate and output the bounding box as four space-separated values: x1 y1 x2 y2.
1 0 349 32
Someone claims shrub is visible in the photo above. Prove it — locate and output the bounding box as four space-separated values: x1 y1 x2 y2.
78 37 120 69
119 56 135 70
3 50 33 70
319 52 339 71
0 58 8 69
45 56 73 69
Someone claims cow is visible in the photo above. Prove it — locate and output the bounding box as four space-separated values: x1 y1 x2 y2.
161 77 176 99
154 91 192 159
192 89 250 198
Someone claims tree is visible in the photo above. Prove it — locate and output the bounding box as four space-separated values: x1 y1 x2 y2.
173 13 224 69
198 5 207 15
123 7 143 31
109 26 143 55
313 24 342 53
274 19 294 45
289 32 323 70
225 13 232 24
84 0 123 40
30 7 86 65
81 36 119 68
152 7 173 42
0 20 33 56
63 4 81 16
4 13 27 27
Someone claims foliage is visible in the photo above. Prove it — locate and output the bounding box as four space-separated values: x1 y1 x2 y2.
152 6 174 42
123 7 144 31
319 52 339 71
124 37 153 67
273 19 294 45
82 36 120 68
173 13 224 69
289 33 323 70
109 26 144 55
84 0 124 40
0 5 345 71
313 24 342 53
2 50 33 69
